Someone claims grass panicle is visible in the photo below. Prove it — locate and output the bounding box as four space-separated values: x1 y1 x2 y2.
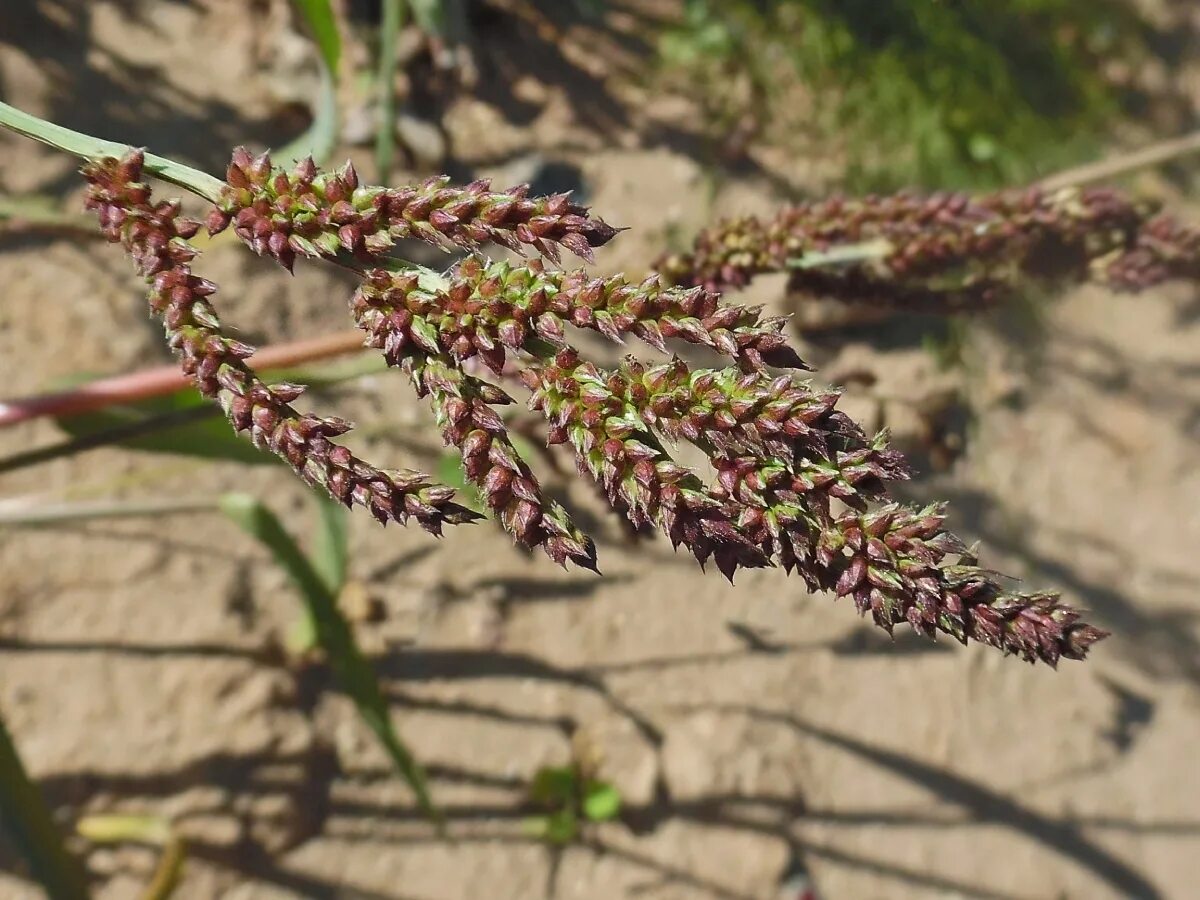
657 186 1200 312
67 144 1120 667
207 147 619 271
82 152 478 534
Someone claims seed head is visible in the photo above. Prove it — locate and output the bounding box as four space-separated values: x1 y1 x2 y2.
81 146 1111 668
214 150 619 268
82 152 477 533
352 257 808 374
657 185 1200 309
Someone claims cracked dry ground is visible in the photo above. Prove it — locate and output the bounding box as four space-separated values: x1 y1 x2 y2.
2 1 1199 897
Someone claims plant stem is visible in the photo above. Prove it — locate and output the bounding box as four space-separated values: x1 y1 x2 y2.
0 407 219 476
0 498 220 527
375 0 407 180
1038 127 1200 191
788 239 894 269
75 815 182 900
140 833 185 900
0 353 396 477
0 196 98 237
0 101 224 203
0 709 91 899
0 330 368 428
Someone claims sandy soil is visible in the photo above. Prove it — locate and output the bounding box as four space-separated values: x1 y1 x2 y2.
1 2 1199 898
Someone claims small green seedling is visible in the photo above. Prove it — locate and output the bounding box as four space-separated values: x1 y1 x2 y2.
525 761 622 846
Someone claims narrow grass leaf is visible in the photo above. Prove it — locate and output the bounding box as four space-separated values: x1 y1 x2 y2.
0 498 219 527
55 387 267 465
0 100 224 202
0 710 90 899
375 0 406 180
0 195 96 235
408 0 446 36
77 815 183 900
218 494 435 817
40 356 390 470
283 0 341 163
0 406 220 476
278 65 339 165
141 834 185 900
311 492 349 595
76 814 171 845
289 0 340 72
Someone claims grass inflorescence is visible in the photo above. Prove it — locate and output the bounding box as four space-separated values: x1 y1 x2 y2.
66 143 1119 667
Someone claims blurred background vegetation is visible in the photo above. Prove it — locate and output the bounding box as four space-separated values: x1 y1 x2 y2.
653 0 1172 189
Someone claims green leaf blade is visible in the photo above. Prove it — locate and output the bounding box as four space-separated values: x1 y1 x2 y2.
311 493 349 595
0 711 91 899
219 494 435 818
582 780 622 822
290 0 341 72
283 0 342 163
375 0 406 180
54 389 270 466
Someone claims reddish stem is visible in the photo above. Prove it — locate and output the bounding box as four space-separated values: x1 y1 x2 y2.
0 329 366 428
